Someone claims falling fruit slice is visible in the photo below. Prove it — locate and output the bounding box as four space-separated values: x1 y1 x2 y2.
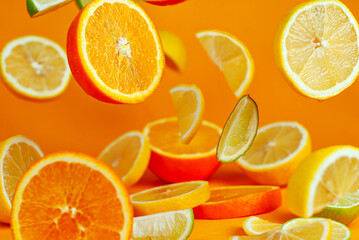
159 30 186 72
287 145 359 218
196 30 254 98
67 0 164 104
27 0 72 17
237 121 311 186
0 36 71 100
0 135 43 223
98 131 151 187
170 84 204 144
282 218 351 240
242 217 281 236
216 95 258 163
11 152 133 240
230 220 331 240
130 181 210 216
132 209 194 240
274 0 359 99
193 186 281 219
143 117 221 183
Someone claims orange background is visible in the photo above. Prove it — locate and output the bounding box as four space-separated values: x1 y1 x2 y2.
1 0 359 239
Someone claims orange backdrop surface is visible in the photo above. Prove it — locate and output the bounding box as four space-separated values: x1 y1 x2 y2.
1 0 359 239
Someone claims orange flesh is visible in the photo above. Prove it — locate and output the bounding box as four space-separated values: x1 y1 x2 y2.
131 182 200 202
208 187 276 202
100 135 141 177
4 42 66 91
85 2 159 94
147 120 220 155
18 161 124 240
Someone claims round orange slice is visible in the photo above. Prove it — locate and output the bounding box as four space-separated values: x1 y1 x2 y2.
67 0 164 104
170 84 204 144
143 117 222 183
130 181 210 216
11 152 133 240
193 186 281 219
98 131 151 187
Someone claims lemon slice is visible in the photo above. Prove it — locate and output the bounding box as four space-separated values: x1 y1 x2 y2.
98 131 151 187
237 121 311 185
132 209 194 240
242 217 281 235
196 30 254 98
217 95 258 163
274 0 359 99
0 36 71 100
282 218 350 240
159 30 187 72
0 135 43 223
287 145 359 218
170 84 205 144
231 220 331 240
27 0 72 17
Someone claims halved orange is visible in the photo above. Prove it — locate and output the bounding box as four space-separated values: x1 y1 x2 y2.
130 181 210 216
67 0 164 104
11 152 133 240
98 131 151 187
193 186 281 219
143 117 222 183
170 84 204 144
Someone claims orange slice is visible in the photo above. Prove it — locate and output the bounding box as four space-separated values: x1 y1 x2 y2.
98 131 151 187
67 0 164 104
193 186 281 219
143 117 222 182
170 84 205 144
130 181 210 216
0 135 43 223
11 152 133 240
1 36 71 100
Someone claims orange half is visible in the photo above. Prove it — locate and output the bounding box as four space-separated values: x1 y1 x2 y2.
11 152 133 240
67 0 164 104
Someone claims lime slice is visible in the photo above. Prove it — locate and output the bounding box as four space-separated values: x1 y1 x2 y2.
132 209 194 240
27 0 72 17
76 0 92 9
282 218 351 240
315 190 359 225
216 95 258 163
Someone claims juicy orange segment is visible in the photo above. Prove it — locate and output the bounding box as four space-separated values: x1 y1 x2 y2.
170 84 205 144
67 0 164 103
11 152 133 240
98 131 151 187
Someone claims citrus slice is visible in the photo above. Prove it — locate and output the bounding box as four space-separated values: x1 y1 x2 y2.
67 0 164 104
196 30 254 98
0 135 43 223
274 0 359 99
132 209 194 240
170 84 204 144
315 190 359 225
98 131 151 187
11 152 133 240
237 121 311 186
287 145 359 218
193 186 281 219
1 36 71 100
143 0 186 6
282 218 351 240
159 30 186 72
27 0 72 17
242 217 281 235
217 95 258 163
230 220 331 240
143 117 221 183
130 181 210 216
